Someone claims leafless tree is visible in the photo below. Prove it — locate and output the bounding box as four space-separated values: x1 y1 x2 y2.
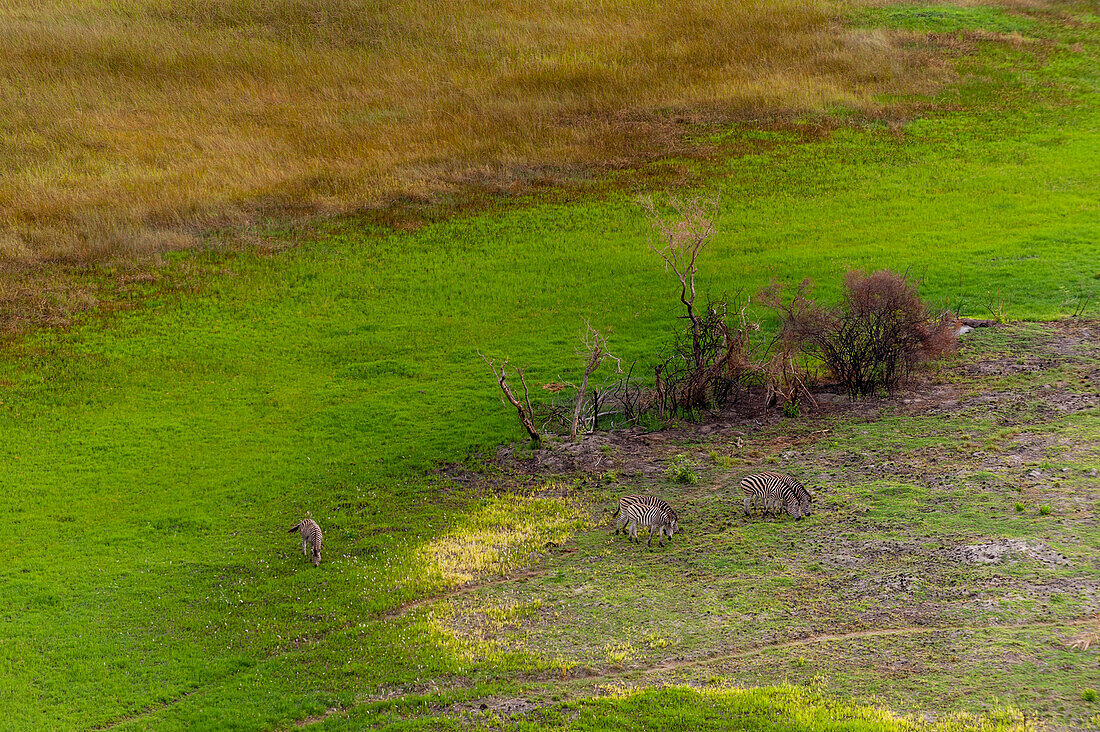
569 321 621 439
480 352 540 444
640 193 720 370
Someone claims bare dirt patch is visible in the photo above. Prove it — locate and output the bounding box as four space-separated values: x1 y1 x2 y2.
951 538 1071 566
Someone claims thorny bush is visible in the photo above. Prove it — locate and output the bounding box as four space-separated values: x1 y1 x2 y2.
768 270 956 398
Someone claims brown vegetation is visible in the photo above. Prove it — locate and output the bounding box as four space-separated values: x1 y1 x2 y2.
769 271 957 397
0 0 942 263
490 204 961 439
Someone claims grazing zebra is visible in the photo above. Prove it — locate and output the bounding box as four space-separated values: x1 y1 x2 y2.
289 518 323 566
740 472 810 520
613 495 679 538
783 474 813 517
613 495 678 546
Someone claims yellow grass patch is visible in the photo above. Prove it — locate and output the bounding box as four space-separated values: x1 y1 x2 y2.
1 0 940 260
419 492 593 586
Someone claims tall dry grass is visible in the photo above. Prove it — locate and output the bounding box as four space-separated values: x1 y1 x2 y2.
1 0 937 260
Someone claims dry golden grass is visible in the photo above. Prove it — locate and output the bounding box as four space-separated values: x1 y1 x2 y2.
0 0 941 261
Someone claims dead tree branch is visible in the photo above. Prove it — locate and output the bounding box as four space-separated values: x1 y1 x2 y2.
640 193 720 369
480 351 540 444
570 320 621 439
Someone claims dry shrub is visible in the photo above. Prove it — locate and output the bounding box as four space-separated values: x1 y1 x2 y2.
771 271 956 398
655 297 761 415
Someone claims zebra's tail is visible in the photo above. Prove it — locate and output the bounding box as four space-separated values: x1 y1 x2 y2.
288 522 302 533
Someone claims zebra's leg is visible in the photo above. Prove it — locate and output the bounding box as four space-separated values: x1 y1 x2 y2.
629 520 638 543
653 525 665 547
302 537 309 556
743 496 752 516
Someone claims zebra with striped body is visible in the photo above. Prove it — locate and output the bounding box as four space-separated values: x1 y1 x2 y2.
740 472 811 520
783 474 813 517
289 518 323 566
613 495 677 546
614 495 678 537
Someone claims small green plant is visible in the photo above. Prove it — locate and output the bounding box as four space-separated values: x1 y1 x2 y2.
985 289 1010 324
1083 688 1097 703
708 450 737 469
1039 505 1051 516
639 412 668 433
782 400 800 418
556 657 578 680
1015 502 1025 513
794 656 807 668
604 641 637 665
645 632 672 649
667 454 700 485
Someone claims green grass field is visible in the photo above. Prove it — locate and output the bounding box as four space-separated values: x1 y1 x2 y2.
1 3 1098 730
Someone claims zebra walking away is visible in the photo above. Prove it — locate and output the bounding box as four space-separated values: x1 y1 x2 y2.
289 518 323 566
613 495 677 547
740 472 810 520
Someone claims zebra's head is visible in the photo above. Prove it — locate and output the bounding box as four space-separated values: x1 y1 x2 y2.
799 491 813 516
664 508 678 536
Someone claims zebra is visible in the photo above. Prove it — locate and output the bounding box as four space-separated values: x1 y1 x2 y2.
289 518 323 566
613 495 678 546
613 495 679 538
739 472 810 520
783 473 813 517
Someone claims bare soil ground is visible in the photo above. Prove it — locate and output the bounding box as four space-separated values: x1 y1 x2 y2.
415 320 1100 728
